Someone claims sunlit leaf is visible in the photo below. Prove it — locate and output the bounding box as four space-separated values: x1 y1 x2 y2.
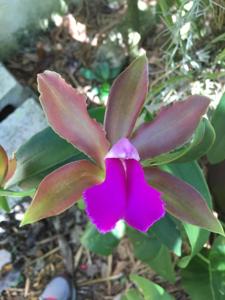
0 196 10 212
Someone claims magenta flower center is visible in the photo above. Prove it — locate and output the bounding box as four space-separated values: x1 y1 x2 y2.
83 138 165 233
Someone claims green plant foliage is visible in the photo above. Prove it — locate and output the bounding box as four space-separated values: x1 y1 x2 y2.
0 196 10 212
127 228 176 282
181 255 214 300
209 236 225 300
164 161 212 267
208 92 225 164
130 274 175 300
121 289 144 300
81 223 121 256
182 237 225 300
151 214 182 256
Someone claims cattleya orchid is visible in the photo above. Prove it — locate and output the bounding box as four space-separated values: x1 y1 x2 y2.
21 55 224 236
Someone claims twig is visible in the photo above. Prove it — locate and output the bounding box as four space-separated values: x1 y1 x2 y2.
24 277 30 298
74 245 84 270
28 246 60 265
77 273 123 286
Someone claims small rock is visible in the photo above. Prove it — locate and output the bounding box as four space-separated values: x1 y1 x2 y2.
0 64 28 111
0 97 47 156
0 249 11 270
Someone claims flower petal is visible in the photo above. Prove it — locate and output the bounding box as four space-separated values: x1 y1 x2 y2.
105 138 140 160
0 146 8 185
38 71 109 167
83 158 126 233
125 159 165 232
131 95 210 160
145 167 224 235
104 55 148 144
21 160 102 225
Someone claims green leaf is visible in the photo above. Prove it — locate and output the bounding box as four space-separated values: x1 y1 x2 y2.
208 92 225 164
127 228 176 282
164 161 212 267
81 223 120 256
209 236 225 300
122 289 144 300
127 227 161 261
0 196 10 212
181 255 214 300
7 107 105 189
79 68 96 80
151 214 182 256
130 274 175 300
175 118 215 162
149 244 176 283
96 62 110 81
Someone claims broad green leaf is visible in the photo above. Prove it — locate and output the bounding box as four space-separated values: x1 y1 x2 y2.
81 223 120 256
7 108 105 189
121 289 144 300
37 71 109 167
164 161 212 267
175 118 215 162
130 274 175 300
21 160 102 225
149 244 176 283
132 95 210 160
104 55 148 144
208 92 225 164
7 127 84 189
0 196 10 212
209 236 225 300
0 146 8 185
145 165 224 236
181 255 214 300
127 227 161 261
151 214 182 256
127 228 175 282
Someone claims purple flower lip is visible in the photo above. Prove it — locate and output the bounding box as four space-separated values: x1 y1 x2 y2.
84 138 165 233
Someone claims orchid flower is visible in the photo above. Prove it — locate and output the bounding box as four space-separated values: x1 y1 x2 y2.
21 55 224 236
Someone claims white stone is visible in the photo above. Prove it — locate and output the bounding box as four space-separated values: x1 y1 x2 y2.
0 64 25 110
0 98 47 156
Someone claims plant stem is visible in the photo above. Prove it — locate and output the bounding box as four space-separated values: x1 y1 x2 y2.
0 188 35 197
